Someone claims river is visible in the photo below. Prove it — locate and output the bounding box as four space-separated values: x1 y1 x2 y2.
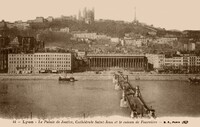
0 80 200 118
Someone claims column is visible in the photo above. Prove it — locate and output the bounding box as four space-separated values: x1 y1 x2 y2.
103 57 104 68
123 58 125 68
95 57 97 68
138 58 140 69
104 58 106 68
91 58 93 67
126 58 128 68
89 58 91 68
111 58 113 67
108 58 110 68
119 58 120 68
134 58 136 69
94 58 96 67
113 58 115 67
93 58 95 68
109 58 111 68
101 57 103 69
131 58 133 68
97 57 99 68
121 58 123 68
107 57 109 68
102 57 104 68
117 58 119 68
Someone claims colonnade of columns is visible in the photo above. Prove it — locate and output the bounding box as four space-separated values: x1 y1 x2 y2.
88 57 147 70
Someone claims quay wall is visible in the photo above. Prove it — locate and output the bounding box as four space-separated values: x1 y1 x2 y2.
0 73 198 81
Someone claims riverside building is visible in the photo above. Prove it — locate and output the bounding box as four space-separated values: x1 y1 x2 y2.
8 52 74 74
87 54 148 71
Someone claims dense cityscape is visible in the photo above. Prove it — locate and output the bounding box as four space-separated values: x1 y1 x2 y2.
1 7 200 74
1 2 200 123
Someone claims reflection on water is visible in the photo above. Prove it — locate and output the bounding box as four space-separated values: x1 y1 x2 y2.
0 80 200 118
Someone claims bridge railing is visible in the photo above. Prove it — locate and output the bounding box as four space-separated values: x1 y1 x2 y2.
113 73 156 118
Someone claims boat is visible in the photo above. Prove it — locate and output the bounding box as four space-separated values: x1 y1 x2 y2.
188 77 200 84
58 73 76 82
59 76 75 82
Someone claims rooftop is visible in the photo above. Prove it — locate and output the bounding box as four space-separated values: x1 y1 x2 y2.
87 54 146 57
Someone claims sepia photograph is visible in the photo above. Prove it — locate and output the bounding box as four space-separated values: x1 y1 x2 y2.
0 0 200 126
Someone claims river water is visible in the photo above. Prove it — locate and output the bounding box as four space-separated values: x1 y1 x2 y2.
0 79 200 118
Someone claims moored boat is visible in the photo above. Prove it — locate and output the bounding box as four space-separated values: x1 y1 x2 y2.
59 76 75 82
188 77 200 84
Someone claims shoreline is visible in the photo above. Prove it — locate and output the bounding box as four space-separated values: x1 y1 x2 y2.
0 73 197 81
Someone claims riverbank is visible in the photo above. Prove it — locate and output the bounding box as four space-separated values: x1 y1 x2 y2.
0 72 199 81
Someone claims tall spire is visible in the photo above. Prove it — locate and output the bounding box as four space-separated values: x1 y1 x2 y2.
134 7 137 22
78 9 82 20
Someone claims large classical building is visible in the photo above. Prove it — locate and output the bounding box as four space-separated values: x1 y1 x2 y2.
87 54 148 71
8 53 74 74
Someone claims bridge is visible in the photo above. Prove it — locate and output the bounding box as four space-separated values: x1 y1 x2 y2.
113 72 156 118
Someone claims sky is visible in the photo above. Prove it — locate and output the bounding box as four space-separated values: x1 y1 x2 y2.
0 0 200 30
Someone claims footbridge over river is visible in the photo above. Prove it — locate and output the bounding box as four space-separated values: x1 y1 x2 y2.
113 72 156 118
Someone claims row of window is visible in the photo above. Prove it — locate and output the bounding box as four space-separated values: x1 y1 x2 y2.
34 58 70 60
9 61 32 64
35 68 71 70
34 61 70 63
10 54 71 57
9 58 33 60
35 65 70 67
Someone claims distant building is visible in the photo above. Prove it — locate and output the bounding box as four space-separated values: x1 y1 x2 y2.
188 55 200 73
183 42 196 51
0 48 17 73
73 32 97 40
110 38 120 43
14 21 30 30
60 27 70 33
7 22 15 29
164 56 183 69
155 37 177 44
34 17 45 23
0 37 10 48
76 50 87 59
27 17 45 23
189 43 195 51
8 52 75 74
10 36 45 53
146 54 165 69
60 15 76 21
78 7 95 24
183 43 188 51
148 31 157 36
96 34 110 40
8 53 34 74
0 20 9 36
46 16 54 22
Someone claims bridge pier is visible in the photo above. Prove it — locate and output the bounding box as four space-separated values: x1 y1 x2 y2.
126 75 128 82
115 83 120 90
112 74 117 83
130 110 137 118
114 75 120 90
135 86 140 97
148 109 156 118
120 90 128 108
